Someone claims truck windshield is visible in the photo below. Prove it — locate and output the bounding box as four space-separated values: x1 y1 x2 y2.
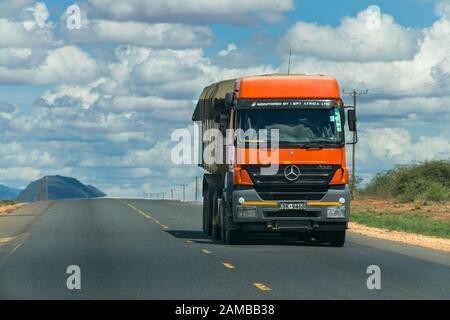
237 107 344 147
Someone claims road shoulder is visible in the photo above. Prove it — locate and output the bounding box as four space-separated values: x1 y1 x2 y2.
0 201 54 263
348 222 450 253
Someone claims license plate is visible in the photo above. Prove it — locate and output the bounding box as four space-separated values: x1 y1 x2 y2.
279 202 307 210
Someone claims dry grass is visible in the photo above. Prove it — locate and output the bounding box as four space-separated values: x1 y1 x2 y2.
0 203 26 216
349 199 450 251
352 199 450 221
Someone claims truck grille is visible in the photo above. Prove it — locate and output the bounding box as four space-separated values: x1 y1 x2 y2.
242 164 340 201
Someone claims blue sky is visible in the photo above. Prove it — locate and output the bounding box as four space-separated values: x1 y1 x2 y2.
0 0 449 197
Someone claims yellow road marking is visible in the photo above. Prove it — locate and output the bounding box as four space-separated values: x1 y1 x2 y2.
222 262 235 269
202 249 211 254
185 240 193 243
2 233 30 262
0 237 16 244
254 283 272 291
121 200 170 230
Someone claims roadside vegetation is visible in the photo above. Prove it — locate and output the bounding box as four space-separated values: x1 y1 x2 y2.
351 207 450 239
0 200 17 206
357 160 450 202
351 160 450 239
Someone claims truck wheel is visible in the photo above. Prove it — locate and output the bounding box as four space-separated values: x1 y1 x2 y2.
224 218 241 245
211 193 221 240
202 190 213 236
329 231 346 247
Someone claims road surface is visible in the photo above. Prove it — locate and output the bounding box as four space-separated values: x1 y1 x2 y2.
0 199 449 299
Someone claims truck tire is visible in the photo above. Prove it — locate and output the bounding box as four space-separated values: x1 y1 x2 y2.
202 189 213 236
329 231 346 247
211 192 221 240
223 217 241 245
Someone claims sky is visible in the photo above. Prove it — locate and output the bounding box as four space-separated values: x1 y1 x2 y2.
0 0 450 199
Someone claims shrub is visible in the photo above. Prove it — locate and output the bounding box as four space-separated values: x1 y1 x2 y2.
360 160 450 202
423 182 449 202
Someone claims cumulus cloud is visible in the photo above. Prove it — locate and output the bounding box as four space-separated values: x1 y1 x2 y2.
284 8 450 100
65 19 214 48
282 6 420 62
211 43 264 68
436 0 450 19
359 128 450 166
88 0 294 24
0 1 448 195
0 102 16 113
0 46 101 85
0 18 55 48
0 0 34 18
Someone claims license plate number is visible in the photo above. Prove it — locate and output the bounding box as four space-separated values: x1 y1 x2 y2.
279 202 307 210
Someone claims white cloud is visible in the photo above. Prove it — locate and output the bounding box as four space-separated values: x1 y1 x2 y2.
285 17 450 99
23 2 53 30
66 19 213 48
88 0 294 24
0 46 101 85
358 128 450 166
0 167 41 184
0 18 54 48
282 6 420 62
0 1 448 197
0 102 16 113
0 48 33 67
436 0 450 19
0 0 34 18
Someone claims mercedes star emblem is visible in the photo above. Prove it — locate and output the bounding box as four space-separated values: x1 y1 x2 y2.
284 165 300 182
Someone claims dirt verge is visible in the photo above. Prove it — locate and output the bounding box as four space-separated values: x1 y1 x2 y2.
0 203 26 216
348 222 450 252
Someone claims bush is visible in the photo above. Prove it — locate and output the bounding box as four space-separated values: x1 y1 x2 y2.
360 160 450 202
424 182 449 202
0 200 16 206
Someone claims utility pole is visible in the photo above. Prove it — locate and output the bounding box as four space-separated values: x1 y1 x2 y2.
343 89 368 199
45 176 49 200
170 189 174 200
195 176 198 202
181 184 186 202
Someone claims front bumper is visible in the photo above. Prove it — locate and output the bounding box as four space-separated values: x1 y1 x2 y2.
232 186 350 232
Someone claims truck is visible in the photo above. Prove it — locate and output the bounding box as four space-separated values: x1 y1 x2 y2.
192 74 357 246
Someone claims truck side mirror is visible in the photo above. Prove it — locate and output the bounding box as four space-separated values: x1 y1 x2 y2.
347 109 357 132
225 92 234 107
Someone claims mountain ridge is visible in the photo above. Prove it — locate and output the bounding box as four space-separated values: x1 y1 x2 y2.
16 175 106 202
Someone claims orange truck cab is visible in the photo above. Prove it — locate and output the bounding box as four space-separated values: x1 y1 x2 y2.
192 74 357 246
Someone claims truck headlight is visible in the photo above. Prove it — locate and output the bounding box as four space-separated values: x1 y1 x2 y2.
327 206 346 218
237 206 257 218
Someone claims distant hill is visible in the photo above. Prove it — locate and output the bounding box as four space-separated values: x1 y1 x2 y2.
16 175 106 202
0 184 22 200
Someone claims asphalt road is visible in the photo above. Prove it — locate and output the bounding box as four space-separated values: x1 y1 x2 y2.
0 199 449 299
